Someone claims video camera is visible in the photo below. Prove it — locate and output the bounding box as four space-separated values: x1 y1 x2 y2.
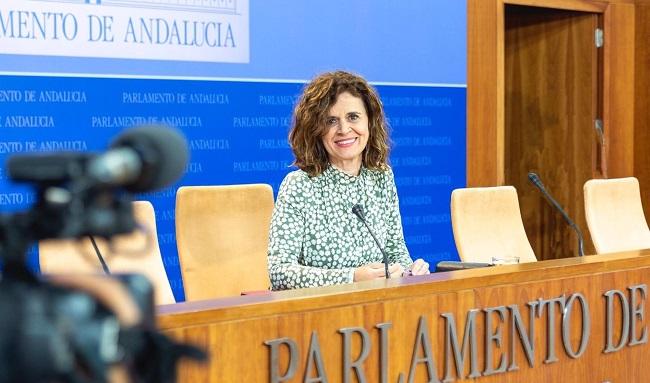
0 126 204 383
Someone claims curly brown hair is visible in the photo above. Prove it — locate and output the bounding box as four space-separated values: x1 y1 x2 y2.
289 70 390 176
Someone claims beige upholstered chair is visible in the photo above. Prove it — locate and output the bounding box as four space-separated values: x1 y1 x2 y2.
584 177 650 254
175 184 274 301
39 200 175 305
450 186 537 263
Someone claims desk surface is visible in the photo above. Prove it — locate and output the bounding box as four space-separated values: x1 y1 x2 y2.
159 251 650 382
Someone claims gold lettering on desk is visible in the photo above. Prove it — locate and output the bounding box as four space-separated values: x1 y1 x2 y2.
376 323 392 383
507 302 537 371
628 284 648 346
537 294 566 364
483 306 508 375
406 316 439 383
304 332 327 382
603 283 648 353
562 293 590 358
262 285 646 382
263 337 298 383
441 309 480 380
603 289 629 352
338 327 371 383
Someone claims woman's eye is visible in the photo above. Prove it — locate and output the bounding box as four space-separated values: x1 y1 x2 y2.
349 114 359 121
326 118 338 126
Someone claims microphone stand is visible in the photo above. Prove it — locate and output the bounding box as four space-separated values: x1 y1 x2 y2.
528 172 585 257
352 204 390 278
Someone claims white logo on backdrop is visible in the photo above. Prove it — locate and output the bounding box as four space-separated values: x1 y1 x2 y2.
34 0 238 14
0 0 249 63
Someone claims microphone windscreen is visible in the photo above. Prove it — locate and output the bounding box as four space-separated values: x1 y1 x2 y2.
352 204 365 220
527 172 541 186
111 126 189 192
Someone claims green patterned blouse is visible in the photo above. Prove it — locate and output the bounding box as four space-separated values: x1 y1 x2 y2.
267 165 413 290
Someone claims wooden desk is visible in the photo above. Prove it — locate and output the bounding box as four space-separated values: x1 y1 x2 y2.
159 251 650 382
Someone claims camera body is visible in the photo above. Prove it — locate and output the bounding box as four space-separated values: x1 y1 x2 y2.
0 275 147 383
0 126 202 383
7 152 137 241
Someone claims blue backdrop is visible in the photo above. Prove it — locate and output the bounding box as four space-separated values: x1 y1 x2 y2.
0 0 466 301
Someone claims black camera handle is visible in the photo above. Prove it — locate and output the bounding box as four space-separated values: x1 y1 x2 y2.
0 211 39 282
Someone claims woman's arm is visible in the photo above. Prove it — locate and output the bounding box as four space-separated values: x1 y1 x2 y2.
383 168 414 269
267 174 354 290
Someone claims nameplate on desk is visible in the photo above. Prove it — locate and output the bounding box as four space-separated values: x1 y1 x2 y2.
158 254 650 382
263 283 647 382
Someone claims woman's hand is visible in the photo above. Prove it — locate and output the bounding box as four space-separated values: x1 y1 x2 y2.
354 263 387 281
354 263 406 281
407 258 430 276
388 263 405 278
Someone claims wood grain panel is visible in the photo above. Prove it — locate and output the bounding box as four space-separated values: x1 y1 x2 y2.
603 3 636 177
504 0 608 12
634 4 650 223
467 0 637 219
504 5 598 259
160 251 650 382
467 0 504 186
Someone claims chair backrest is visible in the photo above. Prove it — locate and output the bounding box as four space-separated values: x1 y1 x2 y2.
584 177 650 254
450 186 537 263
175 184 274 301
39 201 175 305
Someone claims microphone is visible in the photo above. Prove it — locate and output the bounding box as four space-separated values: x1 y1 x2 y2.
6 126 189 241
7 126 189 194
88 126 189 192
436 261 494 272
527 172 585 257
352 204 390 278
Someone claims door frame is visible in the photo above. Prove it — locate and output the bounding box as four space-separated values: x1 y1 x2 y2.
467 0 635 186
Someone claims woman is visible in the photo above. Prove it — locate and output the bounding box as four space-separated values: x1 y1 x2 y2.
267 71 429 290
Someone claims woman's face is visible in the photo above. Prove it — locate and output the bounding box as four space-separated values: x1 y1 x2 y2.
321 91 369 172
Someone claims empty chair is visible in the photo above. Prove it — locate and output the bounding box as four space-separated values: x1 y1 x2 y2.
584 177 650 254
39 200 175 305
175 184 274 301
450 186 537 263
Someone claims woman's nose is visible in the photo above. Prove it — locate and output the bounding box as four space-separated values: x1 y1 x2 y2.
337 121 352 134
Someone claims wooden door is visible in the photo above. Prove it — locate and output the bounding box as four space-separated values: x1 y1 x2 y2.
504 5 601 259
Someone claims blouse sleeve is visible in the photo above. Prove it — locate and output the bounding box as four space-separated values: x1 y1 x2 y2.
267 174 354 290
383 168 414 269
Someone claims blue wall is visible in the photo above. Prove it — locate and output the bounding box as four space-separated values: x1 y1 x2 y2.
0 0 467 301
